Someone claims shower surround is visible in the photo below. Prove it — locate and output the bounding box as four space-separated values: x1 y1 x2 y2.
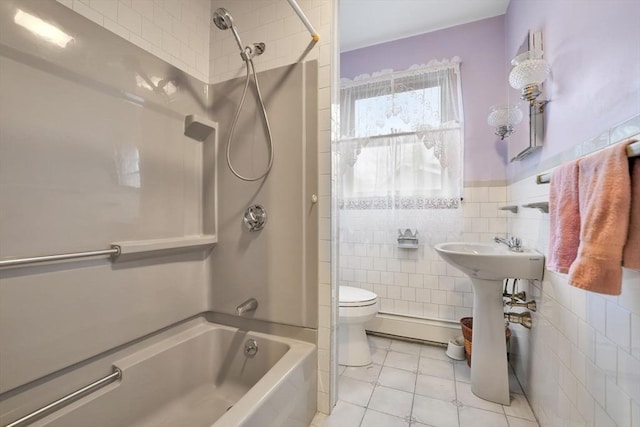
1 0 336 420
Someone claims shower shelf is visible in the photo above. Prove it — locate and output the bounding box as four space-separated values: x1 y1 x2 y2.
113 235 217 260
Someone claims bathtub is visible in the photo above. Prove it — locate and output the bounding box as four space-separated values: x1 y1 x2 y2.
24 317 317 427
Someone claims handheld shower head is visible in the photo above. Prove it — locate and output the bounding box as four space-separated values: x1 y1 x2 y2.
212 8 233 30
213 8 245 56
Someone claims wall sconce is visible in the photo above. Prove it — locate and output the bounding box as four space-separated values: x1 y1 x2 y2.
487 105 523 140
509 50 551 112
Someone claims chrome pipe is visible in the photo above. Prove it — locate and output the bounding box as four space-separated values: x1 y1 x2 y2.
505 311 533 329
0 246 120 268
505 299 537 311
6 367 122 427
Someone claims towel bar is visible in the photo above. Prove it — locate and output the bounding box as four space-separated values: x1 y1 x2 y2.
6 367 122 427
536 140 639 185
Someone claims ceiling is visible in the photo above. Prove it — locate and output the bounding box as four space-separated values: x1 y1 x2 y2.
339 0 510 52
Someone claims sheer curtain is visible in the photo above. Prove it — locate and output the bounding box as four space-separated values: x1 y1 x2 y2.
336 58 465 319
338 58 464 209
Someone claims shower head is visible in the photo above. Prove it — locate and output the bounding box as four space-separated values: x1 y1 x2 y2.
212 8 245 59
212 8 233 31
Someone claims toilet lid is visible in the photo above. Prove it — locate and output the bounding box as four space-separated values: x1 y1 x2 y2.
339 286 377 307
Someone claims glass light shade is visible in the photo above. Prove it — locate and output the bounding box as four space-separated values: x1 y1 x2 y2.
487 105 523 127
509 50 551 90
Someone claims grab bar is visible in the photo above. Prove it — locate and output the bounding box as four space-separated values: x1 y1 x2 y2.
0 246 120 268
6 367 122 427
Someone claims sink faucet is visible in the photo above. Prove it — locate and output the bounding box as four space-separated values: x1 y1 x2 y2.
494 235 523 252
236 298 258 316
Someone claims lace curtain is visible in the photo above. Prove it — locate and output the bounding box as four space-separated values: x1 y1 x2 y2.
338 58 464 209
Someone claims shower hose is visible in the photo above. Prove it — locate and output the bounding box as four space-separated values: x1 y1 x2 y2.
226 57 274 182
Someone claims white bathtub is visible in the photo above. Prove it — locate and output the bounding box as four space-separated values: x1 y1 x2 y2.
28 318 317 427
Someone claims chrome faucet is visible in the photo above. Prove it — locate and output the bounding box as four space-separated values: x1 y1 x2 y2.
236 298 258 315
494 235 523 252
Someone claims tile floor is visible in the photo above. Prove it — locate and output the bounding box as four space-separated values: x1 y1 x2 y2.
310 335 539 427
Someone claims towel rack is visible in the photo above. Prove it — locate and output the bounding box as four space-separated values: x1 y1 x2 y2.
536 140 640 185
6 367 122 427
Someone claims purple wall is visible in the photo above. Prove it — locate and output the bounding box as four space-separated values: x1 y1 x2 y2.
341 16 509 184
506 0 640 173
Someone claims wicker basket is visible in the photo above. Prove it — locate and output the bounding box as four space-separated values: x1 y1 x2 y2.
459 317 511 367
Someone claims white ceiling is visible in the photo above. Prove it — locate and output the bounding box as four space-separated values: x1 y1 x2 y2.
339 0 510 52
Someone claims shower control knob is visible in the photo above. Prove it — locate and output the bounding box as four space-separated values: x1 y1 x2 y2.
243 205 267 231
311 194 318 203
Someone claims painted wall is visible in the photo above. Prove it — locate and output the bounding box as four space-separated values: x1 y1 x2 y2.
505 1 640 426
56 0 211 82
506 0 640 181
341 15 509 184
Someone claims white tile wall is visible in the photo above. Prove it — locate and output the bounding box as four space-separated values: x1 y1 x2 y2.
337 186 508 322
507 175 640 427
209 0 332 84
57 0 211 81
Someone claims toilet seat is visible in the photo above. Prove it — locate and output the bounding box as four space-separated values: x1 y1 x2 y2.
339 286 377 307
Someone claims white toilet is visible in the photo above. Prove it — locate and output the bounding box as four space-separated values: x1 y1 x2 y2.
338 286 379 366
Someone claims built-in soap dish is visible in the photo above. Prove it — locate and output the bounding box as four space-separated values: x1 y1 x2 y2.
397 229 419 249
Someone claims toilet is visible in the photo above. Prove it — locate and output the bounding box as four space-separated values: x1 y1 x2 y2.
338 286 379 366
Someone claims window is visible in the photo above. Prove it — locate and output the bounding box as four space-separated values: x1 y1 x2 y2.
339 58 463 209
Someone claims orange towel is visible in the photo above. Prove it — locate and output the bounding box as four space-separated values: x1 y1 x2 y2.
623 153 640 269
547 161 580 273
568 142 632 295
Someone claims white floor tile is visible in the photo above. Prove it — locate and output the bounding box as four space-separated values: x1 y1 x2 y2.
385 351 420 372
458 405 509 427
453 362 471 383
415 374 456 402
420 344 450 361
418 357 455 380
503 393 536 421
371 347 388 365
412 394 459 427
342 363 382 383
390 340 423 355
361 408 410 427
333 337 541 427
506 415 540 427
338 375 374 407
317 400 366 427
454 381 505 413
368 385 414 419
378 366 417 393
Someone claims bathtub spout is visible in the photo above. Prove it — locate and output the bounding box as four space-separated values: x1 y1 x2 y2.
236 298 258 316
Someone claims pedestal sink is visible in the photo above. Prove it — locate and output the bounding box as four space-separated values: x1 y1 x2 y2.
434 242 544 405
